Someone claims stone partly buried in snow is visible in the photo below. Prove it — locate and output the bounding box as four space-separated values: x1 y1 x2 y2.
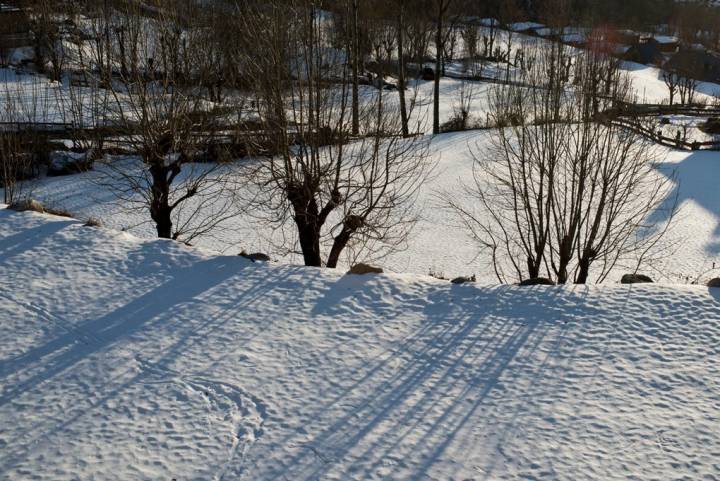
621 274 654 284
707 278 720 288
519 277 556 286
451 275 476 284
347 263 384 275
239 252 271 262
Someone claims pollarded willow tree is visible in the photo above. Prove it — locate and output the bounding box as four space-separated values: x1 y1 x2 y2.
95 0 241 242
450 38 677 284
241 0 431 268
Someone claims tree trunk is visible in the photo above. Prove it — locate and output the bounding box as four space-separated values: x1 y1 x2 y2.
351 0 360 136
397 1 409 137
527 258 540 279
296 218 323 267
290 190 324 267
149 164 173 239
326 215 363 268
555 235 573 284
433 2 443 135
575 256 591 284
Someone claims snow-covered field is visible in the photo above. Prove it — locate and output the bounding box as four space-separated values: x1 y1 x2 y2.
1 207 719 480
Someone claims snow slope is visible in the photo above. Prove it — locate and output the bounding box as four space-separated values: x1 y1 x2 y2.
22 126 720 283
1 207 719 480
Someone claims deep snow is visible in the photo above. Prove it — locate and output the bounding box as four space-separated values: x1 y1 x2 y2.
1 207 719 480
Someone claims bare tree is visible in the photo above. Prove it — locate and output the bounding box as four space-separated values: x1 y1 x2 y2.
450 43 676 284
432 0 452 135
27 0 68 82
678 74 699 106
242 0 430 268
460 23 480 76
0 75 52 204
98 1 240 242
395 0 410 137
662 69 679 106
350 0 361 135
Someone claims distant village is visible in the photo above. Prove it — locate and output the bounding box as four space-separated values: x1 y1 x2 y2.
457 15 720 84
1 0 720 86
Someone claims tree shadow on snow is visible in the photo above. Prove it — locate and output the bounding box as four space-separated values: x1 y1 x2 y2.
651 152 720 255
260 284 589 481
0 255 247 408
0 217 74 265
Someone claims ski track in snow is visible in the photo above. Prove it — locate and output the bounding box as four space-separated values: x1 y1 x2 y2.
0 208 719 480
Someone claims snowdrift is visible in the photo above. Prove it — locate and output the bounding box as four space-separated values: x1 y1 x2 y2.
0 207 718 481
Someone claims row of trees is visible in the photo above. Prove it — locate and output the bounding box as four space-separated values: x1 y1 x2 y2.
1 0 679 282
3 0 435 269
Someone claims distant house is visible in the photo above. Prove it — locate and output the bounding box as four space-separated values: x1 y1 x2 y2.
613 44 632 56
617 29 642 45
652 35 680 53
534 25 588 45
665 48 720 83
533 27 554 38
623 38 664 65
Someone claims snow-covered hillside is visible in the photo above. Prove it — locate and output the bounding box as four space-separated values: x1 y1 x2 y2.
22 127 720 284
1 207 718 481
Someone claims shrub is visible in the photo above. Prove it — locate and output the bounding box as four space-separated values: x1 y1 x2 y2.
8 198 73 218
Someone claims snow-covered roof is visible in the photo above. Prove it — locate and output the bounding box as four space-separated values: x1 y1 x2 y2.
508 22 545 32
534 27 554 37
458 16 500 28
562 33 586 43
653 35 679 45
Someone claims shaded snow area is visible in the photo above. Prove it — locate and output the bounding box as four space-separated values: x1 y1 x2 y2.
1 208 719 481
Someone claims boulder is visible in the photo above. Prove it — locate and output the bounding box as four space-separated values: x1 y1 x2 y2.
620 273 653 284
707 278 720 288
519 277 555 286
347 263 384 275
451 275 476 285
239 252 271 262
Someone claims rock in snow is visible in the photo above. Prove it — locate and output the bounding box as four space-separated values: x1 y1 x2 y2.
621 273 654 284
347 263 384 275
0 207 719 481
451 275 476 284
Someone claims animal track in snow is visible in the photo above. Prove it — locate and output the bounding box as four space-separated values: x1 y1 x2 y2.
134 356 268 481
